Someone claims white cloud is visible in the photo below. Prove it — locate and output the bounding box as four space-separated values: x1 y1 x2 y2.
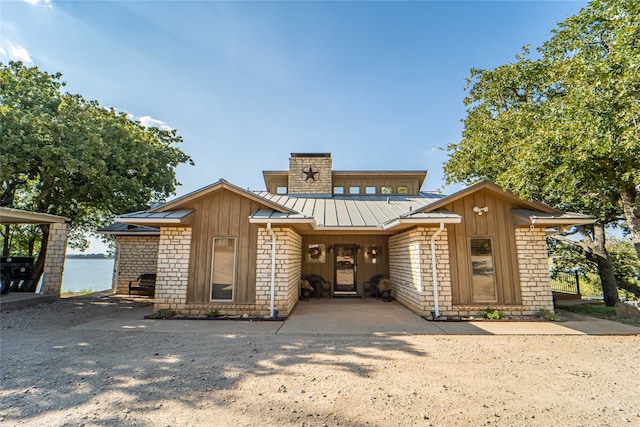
138 115 171 130
21 0 52 6
0 41 33 64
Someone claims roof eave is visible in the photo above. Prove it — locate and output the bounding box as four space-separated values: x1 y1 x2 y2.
383 217 462 230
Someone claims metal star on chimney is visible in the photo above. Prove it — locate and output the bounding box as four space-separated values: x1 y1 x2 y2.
303 166 319 181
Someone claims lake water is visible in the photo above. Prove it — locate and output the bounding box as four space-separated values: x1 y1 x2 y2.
62 258 114 293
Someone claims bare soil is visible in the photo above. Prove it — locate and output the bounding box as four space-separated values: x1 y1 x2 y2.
1 294 639 426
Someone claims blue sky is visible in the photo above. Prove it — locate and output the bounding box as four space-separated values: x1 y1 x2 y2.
2 0 588 251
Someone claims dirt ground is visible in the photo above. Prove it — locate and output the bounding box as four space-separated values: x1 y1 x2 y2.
1 294 639 427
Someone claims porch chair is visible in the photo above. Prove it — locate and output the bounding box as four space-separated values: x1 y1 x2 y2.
364 274 386 298
303 274 331 299
128 273 157 296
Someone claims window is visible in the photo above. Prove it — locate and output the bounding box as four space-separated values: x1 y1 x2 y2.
381 186 392 194
365 186 376 194
334 186 344 194
469 238 497 302
349 186 360 194
211 237 236 301
397 186 408 194
276 186 287 194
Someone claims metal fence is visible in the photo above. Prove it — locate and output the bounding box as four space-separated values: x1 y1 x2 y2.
550 270 581 295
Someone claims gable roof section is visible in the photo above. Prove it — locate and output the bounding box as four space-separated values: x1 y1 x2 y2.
416 181 560 214
152 179 294 214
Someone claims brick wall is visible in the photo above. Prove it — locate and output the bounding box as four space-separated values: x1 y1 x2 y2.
112 235 159 294
154 227 191 310
515 228 554 313
388 227 451 316
288 154 332 194
255 226 302 316
41 222 69 296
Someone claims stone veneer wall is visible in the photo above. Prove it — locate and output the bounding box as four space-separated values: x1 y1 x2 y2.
255 227 302 317
288 154 332 194
514 227 554 313
388 227 451 316
112 235 159 294
154 227 191 310
40 222 69 296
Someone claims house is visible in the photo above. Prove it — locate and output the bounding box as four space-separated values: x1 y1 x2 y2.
98 153 593 318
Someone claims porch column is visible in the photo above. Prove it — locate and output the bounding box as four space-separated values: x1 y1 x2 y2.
154 226 191 310
515 228 554 313
40 222 69 296
256 227 301 316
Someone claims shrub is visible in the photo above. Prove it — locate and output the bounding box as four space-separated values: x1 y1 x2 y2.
206 309 221 318
479 307 504 320
534 309 564 321
149 309 177 319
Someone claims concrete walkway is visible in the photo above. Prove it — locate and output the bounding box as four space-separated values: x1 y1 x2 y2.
71 298 640 336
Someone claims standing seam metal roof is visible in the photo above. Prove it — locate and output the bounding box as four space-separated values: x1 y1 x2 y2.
251 192 447 227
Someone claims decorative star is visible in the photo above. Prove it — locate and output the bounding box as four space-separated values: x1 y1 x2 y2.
303 166 319 181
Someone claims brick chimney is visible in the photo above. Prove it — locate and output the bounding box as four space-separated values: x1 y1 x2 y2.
288 153 332 195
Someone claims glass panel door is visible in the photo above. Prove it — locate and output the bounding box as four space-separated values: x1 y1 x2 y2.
469 238 497 302
211 237 236 301
334 244 357 294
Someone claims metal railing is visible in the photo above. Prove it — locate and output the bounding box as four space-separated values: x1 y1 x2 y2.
550 270 581 295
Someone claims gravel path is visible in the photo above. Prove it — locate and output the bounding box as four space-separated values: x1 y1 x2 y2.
1 294 639 426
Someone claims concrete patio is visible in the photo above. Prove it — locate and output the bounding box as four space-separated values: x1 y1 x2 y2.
70 296 640 336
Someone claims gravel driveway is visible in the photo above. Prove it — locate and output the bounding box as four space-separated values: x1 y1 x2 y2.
1 294 639 426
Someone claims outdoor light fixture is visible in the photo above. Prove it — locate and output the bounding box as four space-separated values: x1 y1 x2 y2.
473 206 489 215
328 245 334 254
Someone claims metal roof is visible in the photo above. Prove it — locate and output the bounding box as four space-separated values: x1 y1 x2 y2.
250 192 455 229
97 222 160 235
512 209 594 226
116 209 194 225
0 207 69 224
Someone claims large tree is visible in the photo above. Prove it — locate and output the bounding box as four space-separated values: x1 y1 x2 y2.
444 0 640 306
0 61 193 286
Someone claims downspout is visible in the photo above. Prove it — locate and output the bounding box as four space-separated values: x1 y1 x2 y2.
267 223 277 318
430 223 445 317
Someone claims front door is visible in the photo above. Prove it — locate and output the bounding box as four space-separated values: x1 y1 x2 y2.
334 244 357 295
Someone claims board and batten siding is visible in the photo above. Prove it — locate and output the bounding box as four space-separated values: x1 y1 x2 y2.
181 189 263 304
445 188 522 305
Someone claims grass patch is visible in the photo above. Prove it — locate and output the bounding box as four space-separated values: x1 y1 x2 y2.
560 303 640 326
148 308 177 319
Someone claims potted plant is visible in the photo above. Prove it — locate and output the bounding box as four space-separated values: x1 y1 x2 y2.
377 279 393 302
300 279 314 301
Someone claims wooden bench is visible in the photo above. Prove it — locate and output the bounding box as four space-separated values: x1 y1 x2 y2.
128 273 156 296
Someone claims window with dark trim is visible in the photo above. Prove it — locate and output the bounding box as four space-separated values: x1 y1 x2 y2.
469 238 497 302
211 237 236 301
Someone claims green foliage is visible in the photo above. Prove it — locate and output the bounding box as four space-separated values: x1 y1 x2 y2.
1 224 42 257
206 309 221 318
550 237 640 299
0 61 193 251
149 309 177 319
560 303 640 326
445 0 640 306
534 309 564 322
479 307 505 320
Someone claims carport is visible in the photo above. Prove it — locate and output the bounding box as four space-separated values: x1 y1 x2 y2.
0 207 70 310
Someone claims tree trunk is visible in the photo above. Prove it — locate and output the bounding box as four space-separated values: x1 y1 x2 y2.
2 224 10 257
584 223 619 307
25 224 49 292
620 186 640 259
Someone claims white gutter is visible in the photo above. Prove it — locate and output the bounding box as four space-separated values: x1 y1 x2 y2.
267 223 277 318
430 223 445 317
